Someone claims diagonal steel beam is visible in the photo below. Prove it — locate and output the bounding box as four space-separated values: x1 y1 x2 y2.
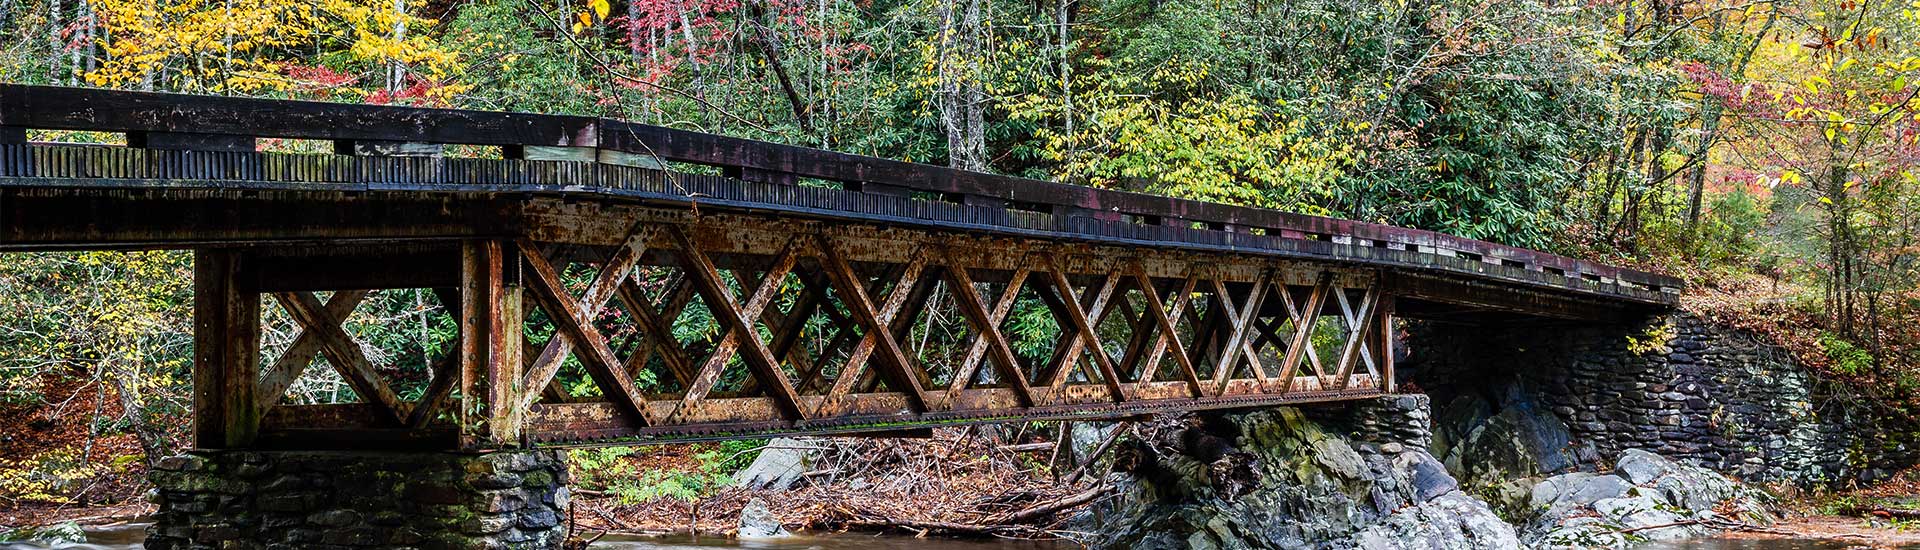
1330 286 1381 390
1041 257 1127 402
274 291 409 425
1128 263 1203 398
519 226 656 406
256 290 368 415
1208 274 1271 394
1274 276 1332 391
518 242 653 426
818 237 930 412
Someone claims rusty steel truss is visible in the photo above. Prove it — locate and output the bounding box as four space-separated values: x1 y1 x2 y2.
0 85 1679 450
194 212 1397 449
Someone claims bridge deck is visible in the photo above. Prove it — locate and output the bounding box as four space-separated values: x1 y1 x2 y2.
0 85 1679 449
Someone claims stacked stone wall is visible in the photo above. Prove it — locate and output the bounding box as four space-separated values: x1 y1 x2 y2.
146 449 569 550
1404 312 1919 486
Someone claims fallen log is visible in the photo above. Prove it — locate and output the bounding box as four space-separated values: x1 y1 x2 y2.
985 486 1113 524
1063 422 1132 484
1871 507 1920 519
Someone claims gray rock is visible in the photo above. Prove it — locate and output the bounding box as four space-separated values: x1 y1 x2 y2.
1074 400 1515 550
1614 449 1671 485
1409 453 1459 501
737 497 790 538
1072 422 1119 464
734 438 815 490
1560 474 1633 506
0 522 85 544
1311 436 1365 480
1528 471 1620 507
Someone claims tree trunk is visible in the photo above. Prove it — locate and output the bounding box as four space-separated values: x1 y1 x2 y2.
390 0 408 93
746 1 813 133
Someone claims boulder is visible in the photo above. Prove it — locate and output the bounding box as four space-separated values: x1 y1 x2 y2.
1521 449 1774 548
734 438 814 490
0 522 85 544
1613 449 1671 485
1071 400 1515 549
736 497 790 537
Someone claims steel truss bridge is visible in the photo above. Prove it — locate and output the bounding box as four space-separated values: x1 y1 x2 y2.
0 85 1678 451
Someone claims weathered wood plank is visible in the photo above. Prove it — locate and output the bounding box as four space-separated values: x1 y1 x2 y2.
0 84 597 146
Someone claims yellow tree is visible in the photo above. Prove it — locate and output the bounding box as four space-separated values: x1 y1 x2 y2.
83 0 462 102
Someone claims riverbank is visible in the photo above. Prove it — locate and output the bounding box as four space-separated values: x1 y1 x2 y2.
8 428 1920 549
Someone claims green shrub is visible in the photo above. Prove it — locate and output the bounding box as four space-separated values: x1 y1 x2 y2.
1819 332 1875 376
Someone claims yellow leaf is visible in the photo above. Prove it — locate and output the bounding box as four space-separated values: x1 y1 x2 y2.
589 0 610 21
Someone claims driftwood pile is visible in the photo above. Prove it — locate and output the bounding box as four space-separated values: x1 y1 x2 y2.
578 422 1135 539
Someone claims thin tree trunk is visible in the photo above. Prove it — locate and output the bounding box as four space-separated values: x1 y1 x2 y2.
48 0 63 81
1057 0 1072 143
390 0 408 93
746 1 813 133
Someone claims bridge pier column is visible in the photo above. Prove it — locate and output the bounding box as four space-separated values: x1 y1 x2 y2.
147 449 570 550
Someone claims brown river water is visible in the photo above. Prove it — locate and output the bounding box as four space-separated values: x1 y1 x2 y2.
0 522 1903 549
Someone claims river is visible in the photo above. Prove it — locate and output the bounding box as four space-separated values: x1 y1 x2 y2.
0 522 1901 549
0 522 1076 550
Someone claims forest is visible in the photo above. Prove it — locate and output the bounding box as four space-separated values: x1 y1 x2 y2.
2 0 1920 540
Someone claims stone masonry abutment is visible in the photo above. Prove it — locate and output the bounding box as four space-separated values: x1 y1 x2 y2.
1402 311 1919 488
146 449 570 549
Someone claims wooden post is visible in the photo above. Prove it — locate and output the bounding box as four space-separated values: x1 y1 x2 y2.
459 240 523 449
192 250 260 448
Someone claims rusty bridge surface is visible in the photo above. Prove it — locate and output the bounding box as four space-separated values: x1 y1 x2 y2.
0 84 1679 451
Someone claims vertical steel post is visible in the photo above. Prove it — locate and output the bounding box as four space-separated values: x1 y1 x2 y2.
459 240 524 449
192 249 260 448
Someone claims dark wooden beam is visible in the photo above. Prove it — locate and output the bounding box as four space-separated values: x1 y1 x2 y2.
128 131 255 152
0 84 596 147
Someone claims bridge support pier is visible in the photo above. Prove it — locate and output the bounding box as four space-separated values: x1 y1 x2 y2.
146 449 570 550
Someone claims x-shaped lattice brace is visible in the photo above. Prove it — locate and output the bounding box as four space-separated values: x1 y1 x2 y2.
262 290 452 427
940 254 1036 408
666 228 807 422
1030 255 1129 403
1127 263 1206 398
1207 271 1274 395
1328 285 1383 390
1272 275 1333 391
814 235 933 415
